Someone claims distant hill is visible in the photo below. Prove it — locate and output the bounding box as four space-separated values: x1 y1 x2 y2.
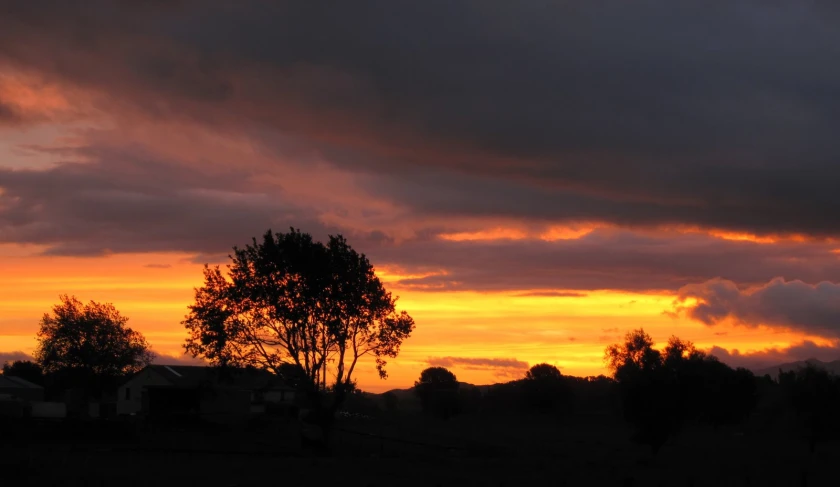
752 358 840 379
382 382 490 398
376 382 492 412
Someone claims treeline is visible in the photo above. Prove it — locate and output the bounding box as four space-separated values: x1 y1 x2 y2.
375 329 840 455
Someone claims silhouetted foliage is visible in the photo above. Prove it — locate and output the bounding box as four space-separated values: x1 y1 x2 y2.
414 367 460 419
182 228 415 431
605 329 757 454
382 391 400 413
276 362 308 389
780 364 840 453
523 363 570 413
605 329 662 379
525 363 562 381
1 360 44 386
34 295 152 396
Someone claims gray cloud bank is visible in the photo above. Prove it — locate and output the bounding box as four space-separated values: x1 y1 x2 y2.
677 278 840 337
3 1 840 239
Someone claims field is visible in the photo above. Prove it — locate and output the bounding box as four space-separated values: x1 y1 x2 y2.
2 410 838 487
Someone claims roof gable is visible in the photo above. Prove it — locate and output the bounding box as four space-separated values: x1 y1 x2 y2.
0 375 43 389
142 365 291 389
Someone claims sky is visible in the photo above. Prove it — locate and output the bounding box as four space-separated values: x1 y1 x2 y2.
3 1 840 392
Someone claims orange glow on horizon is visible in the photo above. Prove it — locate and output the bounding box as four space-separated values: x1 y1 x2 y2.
0 243 831 393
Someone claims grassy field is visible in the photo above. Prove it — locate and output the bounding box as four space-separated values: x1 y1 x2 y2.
2 412 838 486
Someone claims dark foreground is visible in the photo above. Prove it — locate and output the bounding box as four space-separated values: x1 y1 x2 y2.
2 412 837 487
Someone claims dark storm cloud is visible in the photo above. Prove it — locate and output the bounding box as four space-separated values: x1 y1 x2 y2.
3 1 840 237
0 144 332 255
368 231 840 292
677 278 840 337
3 139 840 292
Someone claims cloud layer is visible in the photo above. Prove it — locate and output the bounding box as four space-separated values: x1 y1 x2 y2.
426 356 529 379
710 341 840 371
3 1 840 240
0 350 34 366
676 278 840 337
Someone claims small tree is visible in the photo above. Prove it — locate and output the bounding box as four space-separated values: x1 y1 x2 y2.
605 329 662 379
183 229 414 431
414 367 460 419
524 363 569 413
1 360 44 386
605 329 676 454
525 363 562 381
35 295 152 395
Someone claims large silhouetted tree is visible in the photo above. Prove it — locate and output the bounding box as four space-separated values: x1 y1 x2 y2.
605 329 675 453
183 229 415 431
35 295 152 394
414 367 460 419
606 329 757 454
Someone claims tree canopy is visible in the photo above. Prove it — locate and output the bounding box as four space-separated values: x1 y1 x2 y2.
414 367 460 419
604 328 756 453
34 295 153 378
183 229 415 412
525 363 562 381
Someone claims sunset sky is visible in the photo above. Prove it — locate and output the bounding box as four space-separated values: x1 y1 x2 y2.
3 2 840 392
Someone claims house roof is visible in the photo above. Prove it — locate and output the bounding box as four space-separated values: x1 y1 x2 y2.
143 365 294 390
0 375 43 389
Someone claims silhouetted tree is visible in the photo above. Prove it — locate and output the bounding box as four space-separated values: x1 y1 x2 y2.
605 330 758 454
605 329 672 453
784 364 840 453
276 362 308 389
1 360 44 386
183 229 415 434
35 295 152 396
668 336 756 426
525 363 562 381
523 363 570 413
605 329 662 379
414 367 460 419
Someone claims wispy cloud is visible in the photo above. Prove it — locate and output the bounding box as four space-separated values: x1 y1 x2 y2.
427 356 528 372
514 291 587 298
